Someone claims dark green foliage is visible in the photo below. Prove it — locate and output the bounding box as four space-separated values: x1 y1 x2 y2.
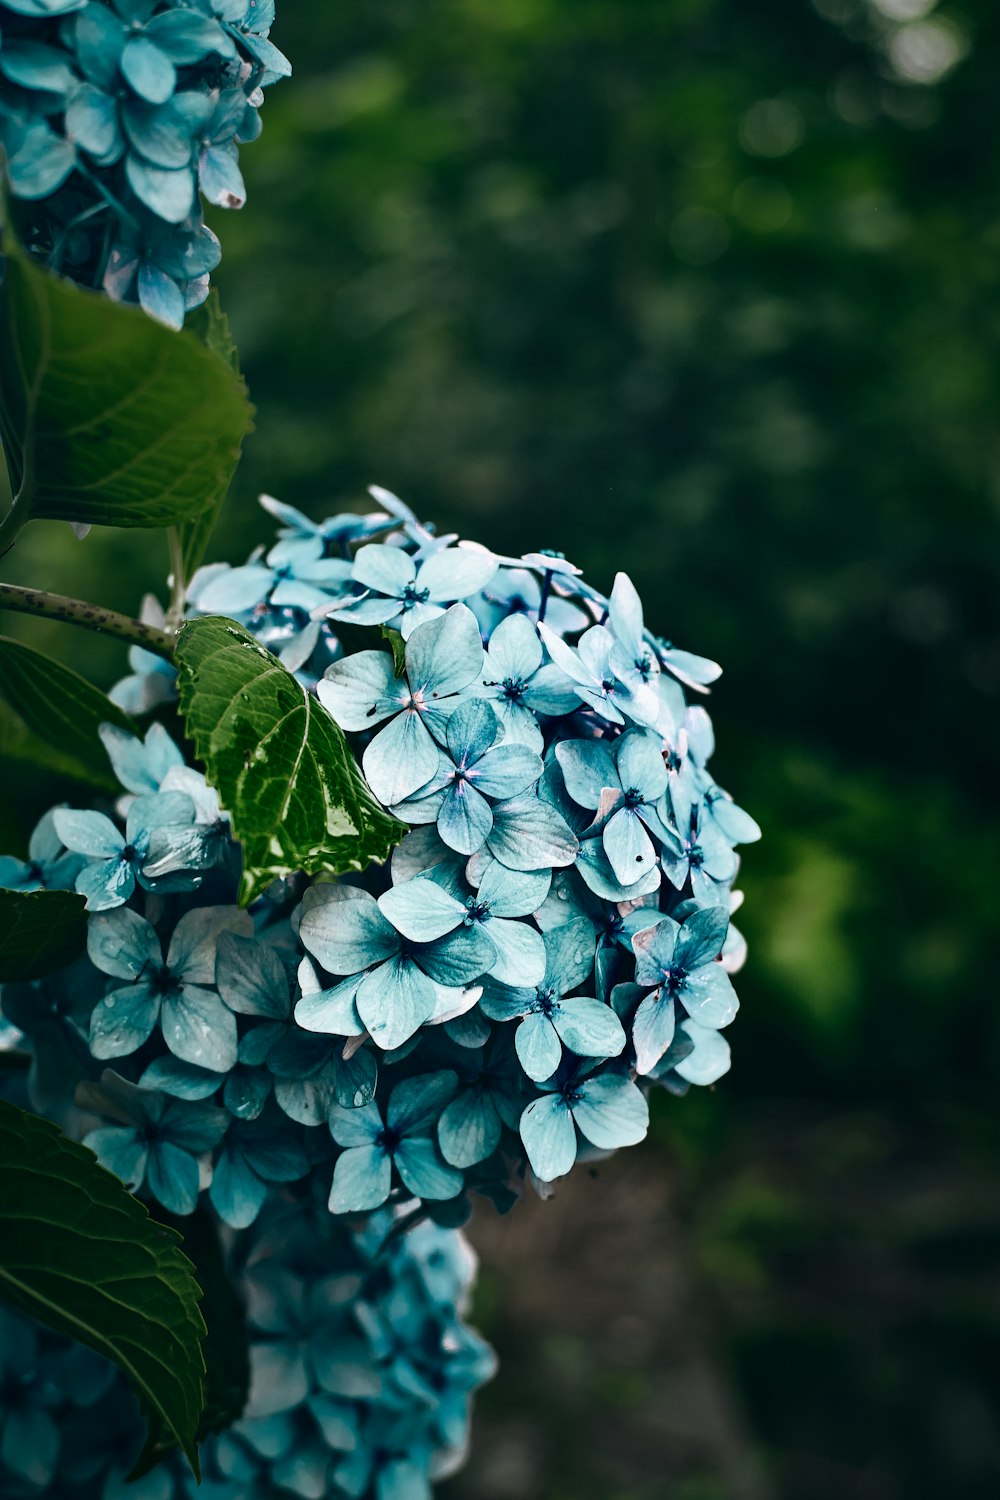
0 888 86 981
0 228 252 536
175 615 405 904
0 634 133 789
0 1100 206 1475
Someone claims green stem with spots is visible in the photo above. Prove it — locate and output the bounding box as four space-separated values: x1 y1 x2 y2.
0 582 176 660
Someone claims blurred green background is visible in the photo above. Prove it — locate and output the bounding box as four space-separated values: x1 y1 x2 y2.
3 0 1000 1495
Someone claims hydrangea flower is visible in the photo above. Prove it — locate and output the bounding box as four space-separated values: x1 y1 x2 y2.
0 0 289 323
329 1071 462 1213
556 728 671 887
87 903 250 1068
0 808 83 891
519 1065 648 1183
625 906 737 1074
324 541 498 639
318 604 485 807
82 1069 227 1215
475 610 580 750
52 790 199 909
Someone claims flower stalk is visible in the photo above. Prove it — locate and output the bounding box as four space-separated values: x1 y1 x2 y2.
0 582 176 660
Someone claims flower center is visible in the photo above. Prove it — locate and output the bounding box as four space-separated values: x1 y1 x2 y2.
634 652 653 680
622 787 643 810
663 748 682 774
401 583 430 607
464 899 491 925
687 842 704 869
375 1125 403 1153
500 676 527 702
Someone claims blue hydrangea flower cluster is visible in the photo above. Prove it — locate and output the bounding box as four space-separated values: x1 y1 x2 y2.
0 1203 495 1500
0 0 289 327
0 488 757 1230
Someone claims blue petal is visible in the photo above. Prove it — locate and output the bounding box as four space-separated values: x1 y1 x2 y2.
356 956 436 1050
199 141 245 208
519 1092 577 1181
404 604 484 701
445 697 497 765
245 1342 310 1419
363 708 441 807
394 1138 464 1200
318 650 404 730
377 879 465 942
332 1049 378 1109
140 1056 220 1100
632 992 676 1075
53 808 122 859
209 1144 267 1229
674 905 729 971
575 839 660 902
572 1073 648 1149
293 970 365 1037
85 1126 147 1191
216 931 289 1017
125 155 195 224
167 905 251 985
194 563 273 613
616 729 668 801
298 884 400 974
540 916 594 994
472 743 542 802
515 1012 562 1083
437 779 493 855
329 1144 392 1213
475 858 551 917
553 998 625 1061
417 924 495 985
603 805 656 888
120 35 175 104
485 916 546 988
483 610 541 680
328 1099 382 1148
88 905 160 979
438 1091 502 1167
554 739 618 808
673 1019 731 1084
418 545 497 602
352 543 413 597
161 985 237 1071
632 917 680 987
387 1068 458 1135
147 1140 200 1215
607 571 644 655
680 964 738 1029
89 983 159 1058
487 794 579 871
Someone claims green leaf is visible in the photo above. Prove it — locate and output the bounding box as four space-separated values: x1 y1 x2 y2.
0 226 253 537
174 616 405 905
0 634 134 786
173 293 249 584
0 1099 206 1476
0 700 118 790
174 1203 249 1438
0 888 87 981
380 623 407 676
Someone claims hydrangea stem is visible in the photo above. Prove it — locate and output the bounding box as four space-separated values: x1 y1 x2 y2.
0 583 176 660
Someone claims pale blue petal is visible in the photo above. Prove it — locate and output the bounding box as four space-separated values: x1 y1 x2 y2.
681 964 739 1029
89 984 159 1058
88 905 160 979
161 986 237 1071
437 780 493 855
488 794 579 871
607 571 644 655
245 1342 310 1419
485 611 541 680
53 808 122 858
298 884 399 974
445 698 497 765
438 1092 502 1167
519 1093 577 1181
472 744 542 801
417 546 497 602
632 992 677 1075
363 710 441 806
356 956 436 1050
632 918 680 987
394 1138 464 1200
387 1068 458 1134
572 1073 649 1149
515 1012 562 1082
603 806 657 887
75 856 134 910
540 916 594 994
333 1049 378 1109
575 839 660 902
167 905 251 984
554 740 618 809
121 35 175 104
328 1099 382 1148
616 729 668 801
417 924 495 986
294 971 365 1037
317 650 405 731
352 543 414 597
404 604 484 701
216 931 289 1017
85 1126 147 1190
485 917 545 988
195 563 274 613
554 998 625 1061
476 859 550 917
674 906 729 971
673 1019 731 1084
377 879 465 942
141 1056 220 1100
329 1144 392 1213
